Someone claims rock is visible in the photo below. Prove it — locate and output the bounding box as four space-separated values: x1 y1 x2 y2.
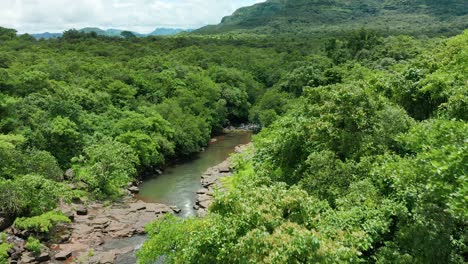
128 186 140 194
193 205 200 210
64 169 74 179
198 200 212 209
201 178 217 187
170 206 181 214
198 194 212 203
196 188 209 195
155 169 163 175
76 206 88 216
99 251 116 264
36 250 51 262
130 202 146 211
147 204 171 214
20 252 36 263
218 165 231 173
55 250 72 260
59 233 71 243
64 211 75 222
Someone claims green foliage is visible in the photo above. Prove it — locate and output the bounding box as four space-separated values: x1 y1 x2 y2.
14 211 71 233
121 31 136 39
73 137 138 198
0 174 72 216
0 242 12 264
139 30 467 263
25 237 41 255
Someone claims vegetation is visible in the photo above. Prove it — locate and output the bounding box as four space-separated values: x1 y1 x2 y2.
0 0 467 263
197 0 468 36
14 211 71 233
0 242 11 264
25 237 41 255
138 30 467 263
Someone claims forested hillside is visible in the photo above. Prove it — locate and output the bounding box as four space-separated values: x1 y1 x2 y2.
197 0 468 35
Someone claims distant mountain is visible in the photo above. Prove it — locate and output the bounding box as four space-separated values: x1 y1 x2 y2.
31 32 62 39
196 0 468 35
31 27 192 39
147 28 192 36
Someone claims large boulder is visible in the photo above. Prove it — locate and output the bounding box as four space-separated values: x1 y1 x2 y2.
76 206 88 216
55 249 72 260
128 186 140 194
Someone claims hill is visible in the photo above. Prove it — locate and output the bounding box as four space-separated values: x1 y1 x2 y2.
31 27 191 39
196 0 468 35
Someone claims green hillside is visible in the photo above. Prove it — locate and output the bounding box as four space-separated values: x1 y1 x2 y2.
196 0 468 35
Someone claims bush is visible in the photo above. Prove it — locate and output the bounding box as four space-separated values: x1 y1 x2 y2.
25 237 41 255
73 137 139 198
0 242 12 264
14 211 71 233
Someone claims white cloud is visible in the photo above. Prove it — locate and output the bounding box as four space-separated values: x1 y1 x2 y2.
0 0 265 34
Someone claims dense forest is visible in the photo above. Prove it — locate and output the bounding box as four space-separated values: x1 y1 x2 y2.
0 0 467 263
136 29 467 263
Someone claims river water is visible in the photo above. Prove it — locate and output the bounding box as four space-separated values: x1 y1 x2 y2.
105 132 251 263
136 131 252 217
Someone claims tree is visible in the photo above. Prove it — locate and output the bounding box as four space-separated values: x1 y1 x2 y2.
0 27 16 41
121 31 136 39
73 137 138 198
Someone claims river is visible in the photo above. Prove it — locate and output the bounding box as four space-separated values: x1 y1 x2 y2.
102 131 252 263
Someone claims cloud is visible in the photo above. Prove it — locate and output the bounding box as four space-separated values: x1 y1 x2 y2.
0 0 265 34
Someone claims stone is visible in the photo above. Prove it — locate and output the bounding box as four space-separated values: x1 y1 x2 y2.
198 194 212 203
196 188 209 195
64 211 75 222
64 169 74 179
59 233 71 243
55 250 72 260
193 205 200 210
218 165 231 173
130 202 146 211
20 252 36 263
155 169 163 175
170 206 181 214
36 250 51 262
128 186 140 194
99 251 116 264
76 206 88 216
198 200 212 209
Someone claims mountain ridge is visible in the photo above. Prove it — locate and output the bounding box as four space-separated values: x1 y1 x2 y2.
31 27 192 39
196 0 468 35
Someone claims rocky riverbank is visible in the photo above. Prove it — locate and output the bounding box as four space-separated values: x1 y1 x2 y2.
3 195 178 264
194 143 251 217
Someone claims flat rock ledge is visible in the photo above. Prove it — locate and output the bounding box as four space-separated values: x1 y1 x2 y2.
195 143 251 217
45 200 172 263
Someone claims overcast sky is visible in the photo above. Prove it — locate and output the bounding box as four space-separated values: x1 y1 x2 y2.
0 0 265 34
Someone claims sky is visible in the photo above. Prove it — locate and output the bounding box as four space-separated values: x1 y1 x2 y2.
0 0 265 34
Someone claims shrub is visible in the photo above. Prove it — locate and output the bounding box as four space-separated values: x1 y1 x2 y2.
25 237 41 255
14 211 71 233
